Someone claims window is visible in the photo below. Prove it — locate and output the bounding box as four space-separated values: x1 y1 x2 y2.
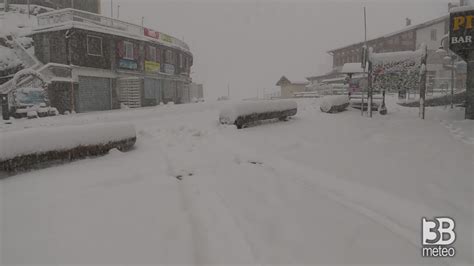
431 29 437 41
165 50 173 64
87 35 102 56
148 46 157 62
124 41 134 60
179 53 184 68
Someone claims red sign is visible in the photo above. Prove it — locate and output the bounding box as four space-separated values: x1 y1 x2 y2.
144 28 159 40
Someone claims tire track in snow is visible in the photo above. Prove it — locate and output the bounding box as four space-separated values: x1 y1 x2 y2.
215 135 458 265
151 129 260 265
440 120 474 146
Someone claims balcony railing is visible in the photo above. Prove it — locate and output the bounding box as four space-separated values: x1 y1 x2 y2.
36 8 190 51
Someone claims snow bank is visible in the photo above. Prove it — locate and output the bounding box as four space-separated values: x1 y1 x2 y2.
0 123 136 163
320 95 350 113
219 100 298 125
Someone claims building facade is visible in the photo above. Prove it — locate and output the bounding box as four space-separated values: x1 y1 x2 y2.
276 76 308 99
319 13 469 93
26 8 192 113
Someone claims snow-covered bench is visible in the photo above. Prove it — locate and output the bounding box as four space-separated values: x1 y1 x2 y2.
0 123 137 172
219 100 298 129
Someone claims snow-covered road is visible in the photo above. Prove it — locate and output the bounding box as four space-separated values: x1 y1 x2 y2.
1 98 473 265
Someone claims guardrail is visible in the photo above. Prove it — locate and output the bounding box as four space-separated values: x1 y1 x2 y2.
36 8 190 51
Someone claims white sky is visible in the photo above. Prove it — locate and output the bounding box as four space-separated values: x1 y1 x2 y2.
101 0 453 99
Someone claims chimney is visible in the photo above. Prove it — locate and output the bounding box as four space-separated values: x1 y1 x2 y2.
406 18 412 26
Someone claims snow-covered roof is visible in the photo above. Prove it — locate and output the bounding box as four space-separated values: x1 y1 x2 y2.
369 49 425 65
340 63 367 74
321 77 346 84
450 5 474 13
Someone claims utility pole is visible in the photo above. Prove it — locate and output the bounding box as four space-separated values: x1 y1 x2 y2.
141 16 145 27
117 4 120 19
110 0 113 18
71 0 74 9
450 57 455 109
27 0 30 19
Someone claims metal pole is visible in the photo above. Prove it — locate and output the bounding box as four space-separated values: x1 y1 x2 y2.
141 16 145 27
27 0 30 19
111 0 113 18
451 56 455 109
117 4 120 19
71 0 74 9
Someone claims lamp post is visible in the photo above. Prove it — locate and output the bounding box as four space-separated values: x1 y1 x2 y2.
436 35 456 109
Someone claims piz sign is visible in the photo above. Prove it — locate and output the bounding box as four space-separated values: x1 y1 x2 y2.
450 9 474 59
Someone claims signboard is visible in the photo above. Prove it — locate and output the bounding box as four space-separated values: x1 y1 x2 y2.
119 59 138 70
160 33 173 43
144 28 160 40
163 63 175 75
145 61 161 74
450 8 474 59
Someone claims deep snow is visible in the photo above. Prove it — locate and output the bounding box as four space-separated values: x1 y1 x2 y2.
0 97 472 265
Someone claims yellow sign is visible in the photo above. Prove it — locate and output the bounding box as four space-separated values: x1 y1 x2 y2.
145 61 161 73
160 33 173 43
453 15 474 31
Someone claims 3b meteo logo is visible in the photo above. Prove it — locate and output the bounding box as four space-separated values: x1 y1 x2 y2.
422 217 456 257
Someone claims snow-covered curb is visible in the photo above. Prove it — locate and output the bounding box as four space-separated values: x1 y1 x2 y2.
219 100 298 125
0 123 136 162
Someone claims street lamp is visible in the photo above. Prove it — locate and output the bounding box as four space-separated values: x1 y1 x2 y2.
436 36 456 109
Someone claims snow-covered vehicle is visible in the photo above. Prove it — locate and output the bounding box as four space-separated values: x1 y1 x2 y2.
11 87 58 119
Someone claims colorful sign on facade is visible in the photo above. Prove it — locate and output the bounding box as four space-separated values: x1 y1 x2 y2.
145 61 161 74
163 63 175 75
160 33 173 43
144 28 160 40
119 59 138 70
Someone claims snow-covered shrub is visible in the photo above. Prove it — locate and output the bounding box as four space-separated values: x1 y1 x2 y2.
220 100 297 129
0 46 22 73
320 95 350 113
0 123 137 171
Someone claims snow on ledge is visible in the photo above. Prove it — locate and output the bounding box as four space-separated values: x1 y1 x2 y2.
0 123 136 161
450 5 474 13
219 100 297 124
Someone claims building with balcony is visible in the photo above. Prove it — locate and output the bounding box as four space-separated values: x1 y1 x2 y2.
21 8 193 113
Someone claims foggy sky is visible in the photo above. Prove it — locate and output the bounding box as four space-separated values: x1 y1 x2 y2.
102 0 452 99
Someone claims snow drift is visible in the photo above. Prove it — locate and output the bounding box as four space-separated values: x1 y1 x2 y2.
219 100 297 129
320 95 350 113
0 123 136 171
